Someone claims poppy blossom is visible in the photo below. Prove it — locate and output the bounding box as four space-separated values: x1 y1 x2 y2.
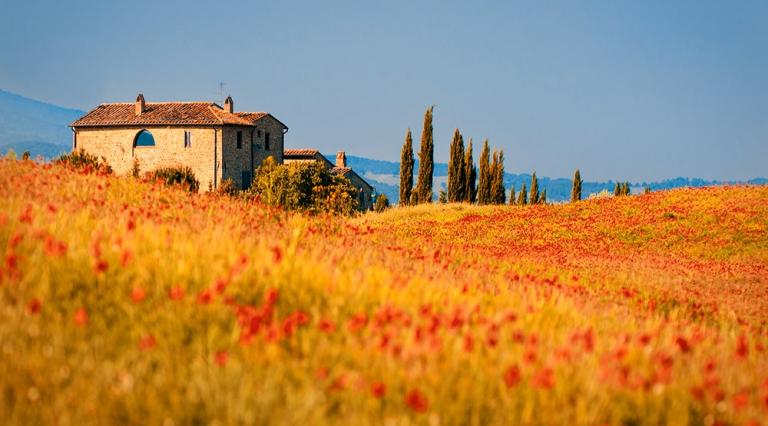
138 334 157 351
26 298 42 315
503 364 522 388
214 350 228 366
74 308 88 326
405 389 428 413
169 286 185 300
131 285 146 303
370 382 386 398
532 367 555 390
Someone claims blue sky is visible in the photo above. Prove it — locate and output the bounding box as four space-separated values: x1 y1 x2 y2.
1 0 766 181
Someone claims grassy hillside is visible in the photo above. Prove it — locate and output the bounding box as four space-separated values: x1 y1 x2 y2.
1 158 767 425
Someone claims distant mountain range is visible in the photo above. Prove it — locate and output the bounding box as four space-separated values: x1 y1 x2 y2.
1 88 765 203
0 89 82 159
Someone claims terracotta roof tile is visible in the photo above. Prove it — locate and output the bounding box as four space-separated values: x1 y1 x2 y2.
71 102 256 127
283 149 320 157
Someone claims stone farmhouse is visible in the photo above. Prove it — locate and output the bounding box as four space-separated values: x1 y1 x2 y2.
70 94 374 209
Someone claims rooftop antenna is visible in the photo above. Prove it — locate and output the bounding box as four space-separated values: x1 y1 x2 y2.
218 82 227 100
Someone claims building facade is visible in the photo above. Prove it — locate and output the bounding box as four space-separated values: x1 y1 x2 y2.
70 94 287 190
70 94 374 210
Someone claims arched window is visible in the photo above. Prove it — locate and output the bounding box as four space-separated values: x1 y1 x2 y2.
134 130 156 147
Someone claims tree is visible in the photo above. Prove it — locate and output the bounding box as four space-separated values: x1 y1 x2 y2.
509 185 516 206
490 150 506 204
614 182 621 196
530 172 539 205
415 106 434 204
464 139 476 203
399 129 414 206
447 128 466 202
251 157 358 215
374 194 390 212
540 189 547 204
517 183 527 206
477 139 491 205
571 169 582 202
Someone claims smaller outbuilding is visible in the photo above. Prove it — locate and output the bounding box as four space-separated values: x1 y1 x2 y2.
283 149 374 211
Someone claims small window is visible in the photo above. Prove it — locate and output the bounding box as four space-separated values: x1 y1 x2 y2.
236 131 243 149
134 130 155 147
257 129 262 137
184 131 192 148
265 132 270 150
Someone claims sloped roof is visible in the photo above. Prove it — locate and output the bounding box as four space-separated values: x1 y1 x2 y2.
283 149 320 157
71 102 275 127
332 167 374 191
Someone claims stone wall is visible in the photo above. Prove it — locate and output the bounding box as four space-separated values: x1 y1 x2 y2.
220 126 255 190
252 116 285 167
344 171 374 211
74 126 219 191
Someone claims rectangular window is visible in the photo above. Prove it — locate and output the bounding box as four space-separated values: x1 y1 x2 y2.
242 171 252 189
265 132 270 150
236 131 243 149
184 131 192 148
257 129 262 137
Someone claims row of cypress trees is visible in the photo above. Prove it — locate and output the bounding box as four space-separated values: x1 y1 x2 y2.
399 107 590 206
399 107 434 205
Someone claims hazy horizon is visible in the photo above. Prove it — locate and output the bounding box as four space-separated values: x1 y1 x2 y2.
1 0 766 181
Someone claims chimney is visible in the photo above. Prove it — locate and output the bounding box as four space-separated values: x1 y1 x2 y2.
224 96 233 113
135 93 145 115
336 151 347 168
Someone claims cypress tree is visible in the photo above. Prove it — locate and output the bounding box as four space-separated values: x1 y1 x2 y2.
530 172 539 205
571 169 582 202
477 139 491 205
509 185 516 206
518 183 528 206
494 150 506 204
415 106 434 204
614 182 621 196
489 151 499 203
447 128 466 202
541 189 547 204
399 129 414 206
464 139 476 203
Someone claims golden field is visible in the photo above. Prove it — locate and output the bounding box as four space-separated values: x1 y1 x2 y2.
1 158 767 425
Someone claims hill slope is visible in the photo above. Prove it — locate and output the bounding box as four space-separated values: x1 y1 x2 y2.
1 158 767 424
0 89 83 155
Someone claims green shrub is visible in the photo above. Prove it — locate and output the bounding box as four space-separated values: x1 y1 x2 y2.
215 178 238 196
249 156 358 215
54 149 113 174
374 194 390 212
147 166 199 193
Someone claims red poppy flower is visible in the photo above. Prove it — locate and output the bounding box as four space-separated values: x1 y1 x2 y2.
735 334 749 360
532 367 555 390
371 382 386 399
131 285 146 304
197 289 214 305
405 389 429 413
732 391 749 411
138 334 157 351
74 308 89 326
214 350 228 366
318 318 336 334
503 364 522 388
169 286 185 301
27 298 42 315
